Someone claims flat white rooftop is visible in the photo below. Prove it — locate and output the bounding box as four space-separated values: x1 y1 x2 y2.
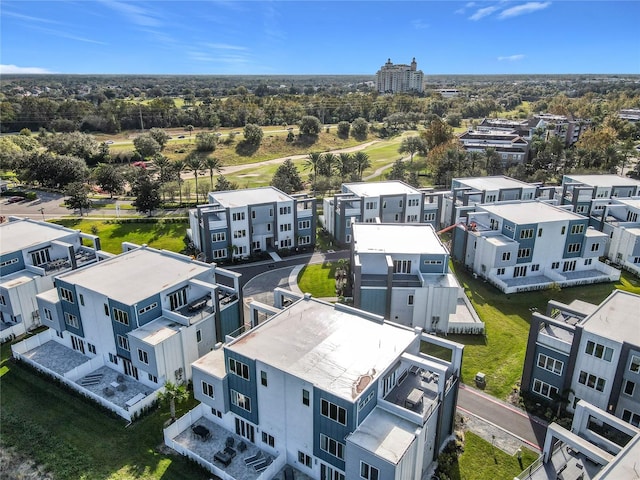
352 223 447 255
581 290 640 345
347 407 418 464
1 218 77 256
58 247 210 305
454 176 535 192
615 198 640 210
344 181 420 197
210 187 291 208
0 270 39 289
479 201 584 225
128 317 180 346
193 347 227 378
228 297 416 401
563 174 640 188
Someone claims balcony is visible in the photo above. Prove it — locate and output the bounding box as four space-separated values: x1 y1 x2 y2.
383 366 440 422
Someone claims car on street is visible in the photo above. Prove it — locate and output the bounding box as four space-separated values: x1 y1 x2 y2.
178 135 185 138
105 140 114 144
6 196 24 203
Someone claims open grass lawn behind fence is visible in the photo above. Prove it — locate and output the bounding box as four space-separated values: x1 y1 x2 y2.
297 262 338 298
0 343 209 480
52 219 189 255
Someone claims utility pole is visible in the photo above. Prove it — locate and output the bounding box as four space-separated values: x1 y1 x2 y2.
139 104 144 131
39 207 45 220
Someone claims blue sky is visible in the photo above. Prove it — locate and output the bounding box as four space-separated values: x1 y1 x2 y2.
1 1 639 75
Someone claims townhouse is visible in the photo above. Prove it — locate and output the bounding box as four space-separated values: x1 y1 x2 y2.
11 244 242 420
518 400 640 480
451 201 619 293
442 176 557 227
323 181 442 245
457 128 529 166
189 187 316 262
560 174 640 215
351 223 484 334
0 217 105 341
165 292 464 480
522 290 640 428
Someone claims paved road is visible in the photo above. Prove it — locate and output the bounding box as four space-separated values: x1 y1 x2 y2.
458 384 547 450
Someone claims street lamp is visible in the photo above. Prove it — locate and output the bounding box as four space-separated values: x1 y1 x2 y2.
39 207 45 221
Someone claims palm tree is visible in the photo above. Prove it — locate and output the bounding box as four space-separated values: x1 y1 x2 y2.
338 152 353 180
158 381 189 423
305 152 322 180
203 156 223 191
152 153 171 202
320 153 336 177
354 151 371 181
172 159 186 205
185 153 204 204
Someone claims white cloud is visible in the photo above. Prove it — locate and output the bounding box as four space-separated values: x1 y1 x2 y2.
412 19 429 29
99 0 161 27
497 54 525 61
0 64 53 74
469 6 499 20
202 43 248 51
499 2 551 19
2 11 61 24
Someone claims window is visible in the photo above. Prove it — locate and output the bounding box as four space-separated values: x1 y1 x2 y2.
232 212 246 221
212 231 226 242
168 288 187 311
345 234 351 243
622 409 640 427
407 198 419 207
584 258 592 266
591 243 600 252
624 380 635 396
88 343 96 354
538 228 543 237
517 248 531 258
408 294 414 306
407 214 418 222
44 308 52 320
279 223 292 232
202 381 215 398
229 358 250 380
630 355 640 373
320 434 345 460
113 308 129 326
514 266 527 277
30 248 51 266
298 451 312 468
109 353 118 364
231 390 251 412
360 462 380 480
365 201 377 210
302 389 310 406
537 353 563 375
585 341 614 361
117 334 129 351
567 243 581 253
138 302 158 315
578 371 606 392
233 229 247 238
299 220 311 229
321 464 345 480
321 399 347 425
399 200 403 208
104 304 109 316
358 390 375 411
563 260 576 272
196 329 202 342
64 312 79 329
520 228 534 239
280 239 292 248
261 370 268 387
561 226 566 235
424 259 443 265
138 349 149 364
213 249 227 259
0 257 18 267
424 213 436 222
79 294 84 306
60 287 74 303
393 260 411 274
531 264 540 272
149 373 158 383
262 431 275 447
533 378 559 399
571 224 585 235
279 206 292 215
497 268 505 275
502 252 511 261
552 262 559 269
299 235 311 245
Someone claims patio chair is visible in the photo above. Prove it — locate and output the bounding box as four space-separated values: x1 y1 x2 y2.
244 451 264 466
103 387 114 397
225 436 234 448
116 374 125 383
284 466 294 480
117 383 127 392
237 441 247 452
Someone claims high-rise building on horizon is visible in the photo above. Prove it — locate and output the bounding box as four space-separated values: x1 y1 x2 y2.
376 57 424 93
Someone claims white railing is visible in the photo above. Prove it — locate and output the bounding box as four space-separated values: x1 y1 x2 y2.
1 322 27 343
128 388 161 419
447 322 485 335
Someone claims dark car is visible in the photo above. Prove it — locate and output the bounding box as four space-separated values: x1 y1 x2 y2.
7 196 23 203
178 135 185 139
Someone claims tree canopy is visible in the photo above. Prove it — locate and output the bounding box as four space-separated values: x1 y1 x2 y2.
271 159 304 194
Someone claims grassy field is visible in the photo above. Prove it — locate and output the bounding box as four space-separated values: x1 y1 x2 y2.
297 262 338 298
0 342 209 480
451 265 640 399
452 432 538 480
51 219 189 255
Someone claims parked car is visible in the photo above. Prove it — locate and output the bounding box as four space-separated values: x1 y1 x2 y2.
178 135 185 139
105 140 114 144
7 196 23 203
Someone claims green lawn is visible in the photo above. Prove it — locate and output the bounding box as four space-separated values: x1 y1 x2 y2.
453 432 538 480
51 219 189 255
297 262 337 298
0 342 209 480
451 265 640 399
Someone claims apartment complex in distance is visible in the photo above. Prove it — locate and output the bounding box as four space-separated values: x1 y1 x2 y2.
560 174 640 215
11 245 242 421
189 187 316 262
323 181 442 245
351 223 484 334
165 292 464 480
451 201 620 293
522 290 640 427
457 128 530 166
1 217 106 341
376 58 424 93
